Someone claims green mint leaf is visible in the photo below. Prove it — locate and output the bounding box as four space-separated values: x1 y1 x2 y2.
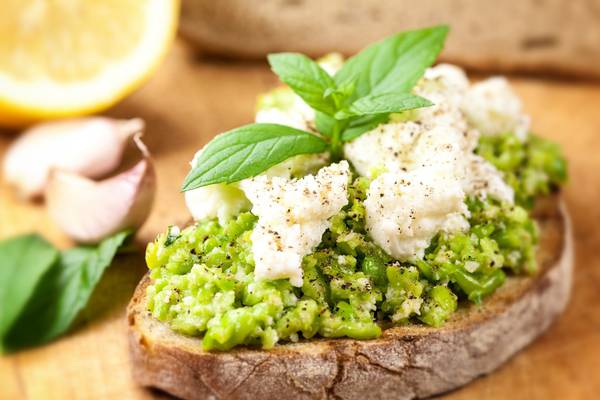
268 53 338 115
335 93 432 119
315 111 335 137
323 80 356 111
3 231 130 352
182 123 328 191
342 114 390 142
0 235 58 351
322 87 337 99
334 25 449 102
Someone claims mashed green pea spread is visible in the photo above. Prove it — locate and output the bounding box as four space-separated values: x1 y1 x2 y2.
146 132 565 351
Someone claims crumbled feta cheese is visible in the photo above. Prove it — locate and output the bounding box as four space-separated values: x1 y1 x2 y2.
416 64 470 110
347 89 518 259
461 77 530 141
359 122 515 260
409 124 469 169
343 121 422 177
391 298 424 322
240 161 350 286
464 155 514 204
365 162 469 261
464 260 480 273
185 183 250 226
423 64 470 93
184 147 251 225
412 64 479 150
185 146 328 225
344 64 481 178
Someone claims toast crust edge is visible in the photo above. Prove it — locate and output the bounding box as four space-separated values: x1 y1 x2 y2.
127 195 573 400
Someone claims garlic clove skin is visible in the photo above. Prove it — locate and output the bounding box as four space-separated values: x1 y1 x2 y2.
2 117 144 199
45 157 156 244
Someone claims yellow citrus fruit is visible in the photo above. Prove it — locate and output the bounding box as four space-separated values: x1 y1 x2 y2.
0 0 179 127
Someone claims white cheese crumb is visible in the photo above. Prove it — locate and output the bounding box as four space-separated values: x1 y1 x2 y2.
346 73 522 260
464 260 480 273
184 148 328 225
344 64 479 177
184 147 251 225
464 155 514 204
461 77 530 141
413 64 480 151
414 64 469 124
185 183 250 226
361 122 515 260
240 161 351 286
365 162 469 261
343 121 421 177
392 298 424 322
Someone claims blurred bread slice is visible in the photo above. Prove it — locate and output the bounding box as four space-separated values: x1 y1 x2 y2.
179 0 600 78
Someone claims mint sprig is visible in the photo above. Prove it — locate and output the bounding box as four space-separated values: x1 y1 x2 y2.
182 25 448 191
182 123 328 190
267 53 339 115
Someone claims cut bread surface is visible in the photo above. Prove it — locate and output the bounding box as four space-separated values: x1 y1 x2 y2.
127 195 572 400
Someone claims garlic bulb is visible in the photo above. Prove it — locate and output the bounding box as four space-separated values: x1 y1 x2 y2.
2 117 144 199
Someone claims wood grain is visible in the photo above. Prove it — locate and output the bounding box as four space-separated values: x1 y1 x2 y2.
1 39 599 399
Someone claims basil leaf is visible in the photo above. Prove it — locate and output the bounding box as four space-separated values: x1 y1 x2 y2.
268 53 338 115
342 114 390 142
182 123 328 191
0 235 58 351
336 93 432 119
334 25 449 102
3 231 130 352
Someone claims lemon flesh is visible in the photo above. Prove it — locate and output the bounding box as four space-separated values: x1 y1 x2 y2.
0 0 179 126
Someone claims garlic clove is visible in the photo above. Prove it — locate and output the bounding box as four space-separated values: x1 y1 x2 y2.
2 117 144 199
45 155 156 244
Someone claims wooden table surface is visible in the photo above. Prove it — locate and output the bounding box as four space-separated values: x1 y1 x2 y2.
1 39 599 400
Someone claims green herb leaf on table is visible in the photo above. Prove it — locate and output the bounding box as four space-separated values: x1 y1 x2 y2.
181 123 328 191
267 53 339 115
334 25 449 102
0 231 130 353
0 235 58 352
335 93 432 119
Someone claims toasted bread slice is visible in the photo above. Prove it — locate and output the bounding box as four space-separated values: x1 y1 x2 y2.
127 195 573 400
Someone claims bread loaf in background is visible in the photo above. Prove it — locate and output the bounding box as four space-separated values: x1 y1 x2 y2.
179 0 600 78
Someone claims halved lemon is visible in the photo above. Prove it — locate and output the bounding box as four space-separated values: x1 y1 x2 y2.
0 0 179 127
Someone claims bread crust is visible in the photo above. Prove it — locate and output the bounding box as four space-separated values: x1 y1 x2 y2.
178 0 600 79
127 195 573 400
